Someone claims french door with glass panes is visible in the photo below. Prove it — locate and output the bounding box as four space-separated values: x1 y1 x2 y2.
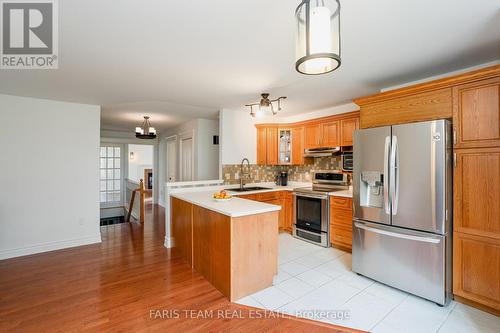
100 144 123 207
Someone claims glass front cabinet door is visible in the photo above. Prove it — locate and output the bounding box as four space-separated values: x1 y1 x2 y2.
279 129 292 164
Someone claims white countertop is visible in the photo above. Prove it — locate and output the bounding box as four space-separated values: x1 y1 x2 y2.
171 191 282 218
329 189 353 198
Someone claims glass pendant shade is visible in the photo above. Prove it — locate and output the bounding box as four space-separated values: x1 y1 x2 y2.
295 0 341 75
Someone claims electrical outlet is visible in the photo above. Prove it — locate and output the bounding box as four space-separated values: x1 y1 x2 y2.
79 218 85 226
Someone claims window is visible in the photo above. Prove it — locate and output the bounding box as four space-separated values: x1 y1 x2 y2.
100 146 121 204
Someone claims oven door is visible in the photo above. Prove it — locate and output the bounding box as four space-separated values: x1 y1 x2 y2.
294 193 329 233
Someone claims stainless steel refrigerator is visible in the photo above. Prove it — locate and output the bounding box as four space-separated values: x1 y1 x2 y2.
352 119 452 306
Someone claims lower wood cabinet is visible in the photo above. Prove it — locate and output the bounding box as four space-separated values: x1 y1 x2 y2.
453 147 500 314
453 232 500 313
330 196 353 251
238 191 293 233
283 191 293 233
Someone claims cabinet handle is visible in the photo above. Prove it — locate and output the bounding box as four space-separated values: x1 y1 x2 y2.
453 153 457 168
453 128 457 145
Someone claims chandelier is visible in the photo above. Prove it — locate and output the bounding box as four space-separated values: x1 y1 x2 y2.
295 0 341 75
135 116 157 139
245 93 287 118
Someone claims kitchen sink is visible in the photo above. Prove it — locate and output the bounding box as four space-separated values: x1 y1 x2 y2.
226 186 272 192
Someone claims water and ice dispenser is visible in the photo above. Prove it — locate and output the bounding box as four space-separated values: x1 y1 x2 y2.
359 171 384 208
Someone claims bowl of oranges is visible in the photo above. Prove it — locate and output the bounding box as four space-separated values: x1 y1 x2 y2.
213 190 232 202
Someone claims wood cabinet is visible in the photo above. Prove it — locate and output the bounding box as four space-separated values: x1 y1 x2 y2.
238 191 293 233
340 118 359 146
453 232 500 313
304 124 321 149
356 88 453 129
454 148 500 239
451 70 500 314
256 127 267 165
291 126 304 165
265 198 285 231
453 77 500 149
354 65 500 130
330 196 353 251
322 121 341 147
256 126 278 165
255 111 360 165
266 127 278 165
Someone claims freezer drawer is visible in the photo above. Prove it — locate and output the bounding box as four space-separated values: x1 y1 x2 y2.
352 220 451 305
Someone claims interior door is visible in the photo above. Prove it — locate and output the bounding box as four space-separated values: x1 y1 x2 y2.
166 138 177 182
353 126 391 225
180 137 193 181
391 120 450 234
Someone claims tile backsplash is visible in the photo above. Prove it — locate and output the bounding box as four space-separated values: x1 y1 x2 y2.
222 156 342 184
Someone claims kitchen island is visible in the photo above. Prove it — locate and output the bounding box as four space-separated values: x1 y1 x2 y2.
170 191 281 301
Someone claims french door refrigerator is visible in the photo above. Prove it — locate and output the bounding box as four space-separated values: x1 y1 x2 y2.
352 119 452 306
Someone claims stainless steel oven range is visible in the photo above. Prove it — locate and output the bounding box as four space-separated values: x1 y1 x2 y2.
293 172 350 247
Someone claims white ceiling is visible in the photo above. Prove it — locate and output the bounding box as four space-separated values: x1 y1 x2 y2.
0 0 499 133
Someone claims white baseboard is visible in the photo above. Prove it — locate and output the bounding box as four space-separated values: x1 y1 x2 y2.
164 236 173 248
0 235 102 260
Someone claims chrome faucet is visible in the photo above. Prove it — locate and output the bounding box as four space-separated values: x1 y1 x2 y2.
240 158 250 190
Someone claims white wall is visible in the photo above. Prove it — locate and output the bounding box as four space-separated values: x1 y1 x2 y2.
158 118 220 205
128 144 153 182
219 103 359 166
0 94 101 259
196 119 219 180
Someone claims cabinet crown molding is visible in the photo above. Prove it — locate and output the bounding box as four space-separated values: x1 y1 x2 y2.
353 64 500 106
254 111 360 128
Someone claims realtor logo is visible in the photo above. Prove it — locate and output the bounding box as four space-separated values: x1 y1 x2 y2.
1 0 58 69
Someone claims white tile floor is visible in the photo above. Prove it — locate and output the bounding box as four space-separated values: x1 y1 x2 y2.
236 234 500 332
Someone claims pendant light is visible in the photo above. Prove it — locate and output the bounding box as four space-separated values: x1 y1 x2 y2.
295 0 341 75
135 116 157 139
246 93 287 118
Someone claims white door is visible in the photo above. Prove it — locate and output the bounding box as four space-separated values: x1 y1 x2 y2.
166 138 177 182
180 137 193 181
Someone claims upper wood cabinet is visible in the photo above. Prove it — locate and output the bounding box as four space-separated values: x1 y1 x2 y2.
255 111 360 165
355 65 500 129
356 88 453 129
256 126 278 165
454 148 500 240
256 127 267 165
322 121 340 147
291 127 304 165
266 127 278 165
340 118 359 146
304 124 321 149
453 77 500 149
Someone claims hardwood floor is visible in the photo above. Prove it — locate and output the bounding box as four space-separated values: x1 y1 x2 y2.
0 204 357 332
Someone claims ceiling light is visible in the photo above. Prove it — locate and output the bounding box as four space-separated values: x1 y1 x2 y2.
295 0 341 75
135 116 157 139
246 93 286 118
